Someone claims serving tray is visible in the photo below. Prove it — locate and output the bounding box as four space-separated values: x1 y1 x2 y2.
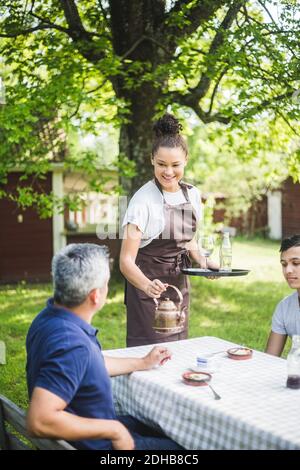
181 268 250 277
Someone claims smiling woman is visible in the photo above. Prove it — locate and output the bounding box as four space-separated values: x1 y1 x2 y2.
119 113 218 347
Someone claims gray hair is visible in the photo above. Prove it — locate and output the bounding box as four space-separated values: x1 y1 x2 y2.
52 243 110 307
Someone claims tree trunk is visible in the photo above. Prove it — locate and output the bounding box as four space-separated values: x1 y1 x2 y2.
119 83 161 195
109 0 167 195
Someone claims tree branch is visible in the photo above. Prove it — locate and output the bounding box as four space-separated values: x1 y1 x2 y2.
0 0 68 37
256 0 298 61
187 1 244 102
172 89 295 125
111 34 174 62
58 0 88 35
241 5 299 39
276 110 300 137
208 66 229 115
0 0 108 45
242 4 262 27
87 78 109 94
168 90 231 124
28 7 109 40
232 90 295 122
256 0 277 25
189 47 207 57
97 0 109 26
163 0 230 45
0 23 69 37
55 0 107 62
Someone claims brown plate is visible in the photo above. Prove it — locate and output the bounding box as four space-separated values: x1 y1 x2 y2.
227 347 253 360
182 371 212 386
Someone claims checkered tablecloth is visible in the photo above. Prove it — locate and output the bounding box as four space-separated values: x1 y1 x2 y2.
104 336 300 450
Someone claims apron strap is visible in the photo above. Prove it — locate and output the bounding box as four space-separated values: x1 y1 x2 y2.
178 181 190 202
154 177 191 203
154 177 163 195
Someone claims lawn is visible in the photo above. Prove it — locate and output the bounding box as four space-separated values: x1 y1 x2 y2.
0 237 291 408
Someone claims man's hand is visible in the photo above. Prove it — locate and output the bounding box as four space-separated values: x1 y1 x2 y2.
112 422 135 450
142 346 172 369
105 347 171 376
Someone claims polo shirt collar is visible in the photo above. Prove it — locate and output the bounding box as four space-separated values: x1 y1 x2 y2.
46 298 98 337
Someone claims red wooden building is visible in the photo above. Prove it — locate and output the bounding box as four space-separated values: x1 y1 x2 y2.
266 177 300 240
281 177 300 237
0 171 298 283
0 169 120 283
0 172 53 283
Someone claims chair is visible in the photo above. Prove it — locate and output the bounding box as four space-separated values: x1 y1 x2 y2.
0 394 75 450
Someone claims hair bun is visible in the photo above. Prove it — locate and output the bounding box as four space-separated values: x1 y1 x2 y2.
153 113 182 137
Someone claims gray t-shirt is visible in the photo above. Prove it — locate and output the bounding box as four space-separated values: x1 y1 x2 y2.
271 292 300 337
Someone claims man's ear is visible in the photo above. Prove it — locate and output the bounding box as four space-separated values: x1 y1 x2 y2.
89 288 100 305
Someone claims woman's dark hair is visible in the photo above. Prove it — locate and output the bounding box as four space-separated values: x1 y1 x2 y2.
152 113 188 157
280 235 300 252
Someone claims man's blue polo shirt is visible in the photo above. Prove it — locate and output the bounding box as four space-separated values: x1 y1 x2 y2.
26 298 117 450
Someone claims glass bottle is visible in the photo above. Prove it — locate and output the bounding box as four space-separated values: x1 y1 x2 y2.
219 232 232 272
286 335 300 389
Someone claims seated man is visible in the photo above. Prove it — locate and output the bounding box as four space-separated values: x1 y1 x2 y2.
265 235 300 357
26 243 182 450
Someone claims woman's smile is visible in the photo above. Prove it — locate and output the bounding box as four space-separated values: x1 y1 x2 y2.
162 175 175 181
152 147 187 192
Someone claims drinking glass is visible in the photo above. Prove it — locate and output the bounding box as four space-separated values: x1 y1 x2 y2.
198 235 214 271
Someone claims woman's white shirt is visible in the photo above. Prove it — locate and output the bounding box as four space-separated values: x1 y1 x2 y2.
122 180 202 248
162 189 187 205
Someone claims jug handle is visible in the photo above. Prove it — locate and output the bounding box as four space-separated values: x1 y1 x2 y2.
151 285 183 307
167 284 183 308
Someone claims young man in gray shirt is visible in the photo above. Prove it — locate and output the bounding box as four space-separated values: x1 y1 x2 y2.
265 235 300 357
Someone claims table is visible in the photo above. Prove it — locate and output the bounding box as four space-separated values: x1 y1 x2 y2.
105 336 300 450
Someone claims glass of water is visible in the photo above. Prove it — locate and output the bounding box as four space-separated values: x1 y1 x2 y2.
198 235 214 271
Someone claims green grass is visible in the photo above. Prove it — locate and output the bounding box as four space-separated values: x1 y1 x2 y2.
0 237 292 408
189 237 291 350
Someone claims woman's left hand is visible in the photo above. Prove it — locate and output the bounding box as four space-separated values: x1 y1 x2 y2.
199 260 220 280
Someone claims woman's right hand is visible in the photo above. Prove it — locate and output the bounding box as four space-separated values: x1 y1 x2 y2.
145 279 168 298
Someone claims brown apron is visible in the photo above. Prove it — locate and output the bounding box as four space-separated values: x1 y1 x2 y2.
125 179 197 347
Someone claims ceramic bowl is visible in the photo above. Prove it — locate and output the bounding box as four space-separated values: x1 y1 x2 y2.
182 371 212 386
227 347 253 360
